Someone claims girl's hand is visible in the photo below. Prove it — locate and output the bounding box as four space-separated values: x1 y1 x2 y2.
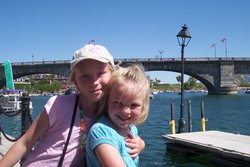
125 135 145 158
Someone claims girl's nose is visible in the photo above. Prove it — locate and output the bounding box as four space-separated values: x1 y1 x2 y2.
123 106 131 115
90 75 99 84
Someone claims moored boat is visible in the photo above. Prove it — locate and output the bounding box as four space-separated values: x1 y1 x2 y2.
0 90 33 112
149 93 154 99
245 89 250 94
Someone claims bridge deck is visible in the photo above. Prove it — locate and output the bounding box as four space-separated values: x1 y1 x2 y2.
163 130 250 166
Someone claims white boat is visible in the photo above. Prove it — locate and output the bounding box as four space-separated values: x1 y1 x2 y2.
0 94 21 112
245 89 250 94
0 90 33 112
149 93 154 99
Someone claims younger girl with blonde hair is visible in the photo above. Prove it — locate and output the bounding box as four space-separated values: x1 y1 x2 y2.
86 64 150 167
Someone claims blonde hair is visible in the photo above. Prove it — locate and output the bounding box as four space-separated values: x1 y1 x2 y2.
97 64 150 125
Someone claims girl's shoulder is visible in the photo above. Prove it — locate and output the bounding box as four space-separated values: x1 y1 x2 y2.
45 94 78 126
45 94 77 113
89 116 116 136
47 94 76 104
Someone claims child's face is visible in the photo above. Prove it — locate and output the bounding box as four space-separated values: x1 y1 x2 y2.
108 83 143 131
74 59 111 102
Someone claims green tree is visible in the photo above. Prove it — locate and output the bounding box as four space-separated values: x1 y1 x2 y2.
154 78 161 86
176 75 181 84
239 81 250 87
188 77 197 88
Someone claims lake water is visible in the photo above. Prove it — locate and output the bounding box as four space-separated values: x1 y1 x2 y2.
1 91 250 166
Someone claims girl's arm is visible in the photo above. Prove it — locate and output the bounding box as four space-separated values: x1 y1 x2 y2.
95 144 126 167
0 109 50 167
126 136 145 158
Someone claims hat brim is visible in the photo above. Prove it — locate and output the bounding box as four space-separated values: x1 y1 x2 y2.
70 57 113 70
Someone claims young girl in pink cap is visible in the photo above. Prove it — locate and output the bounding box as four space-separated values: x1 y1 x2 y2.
0 43 145 167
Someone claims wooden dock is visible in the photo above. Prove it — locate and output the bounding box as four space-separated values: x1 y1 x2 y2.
0 133 20 167
163 130 250 167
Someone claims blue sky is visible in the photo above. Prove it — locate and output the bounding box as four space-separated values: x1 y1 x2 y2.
1 0 250 83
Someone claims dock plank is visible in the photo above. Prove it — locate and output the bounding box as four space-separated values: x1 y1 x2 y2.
163 130 250 165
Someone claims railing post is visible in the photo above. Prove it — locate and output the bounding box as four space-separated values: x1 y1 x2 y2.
201 101 207 132
188 100 192 132
20 92 32 166
21 92 32 135
169 102 175 134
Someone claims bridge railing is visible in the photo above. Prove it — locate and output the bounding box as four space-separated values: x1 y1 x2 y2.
0 60 71 66
1 57 250 66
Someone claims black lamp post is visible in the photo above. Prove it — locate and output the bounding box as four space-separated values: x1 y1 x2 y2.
176 24 192 133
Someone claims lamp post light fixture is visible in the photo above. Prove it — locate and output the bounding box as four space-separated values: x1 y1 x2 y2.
176 24 192 133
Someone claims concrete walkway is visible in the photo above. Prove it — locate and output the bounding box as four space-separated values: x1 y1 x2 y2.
0 132 20 167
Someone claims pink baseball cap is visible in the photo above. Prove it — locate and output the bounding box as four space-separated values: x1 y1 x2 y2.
71 43 114 70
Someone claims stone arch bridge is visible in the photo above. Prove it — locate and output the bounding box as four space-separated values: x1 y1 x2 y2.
1 57 250 95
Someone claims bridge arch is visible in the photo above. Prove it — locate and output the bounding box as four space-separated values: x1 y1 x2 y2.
138 63 217 94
